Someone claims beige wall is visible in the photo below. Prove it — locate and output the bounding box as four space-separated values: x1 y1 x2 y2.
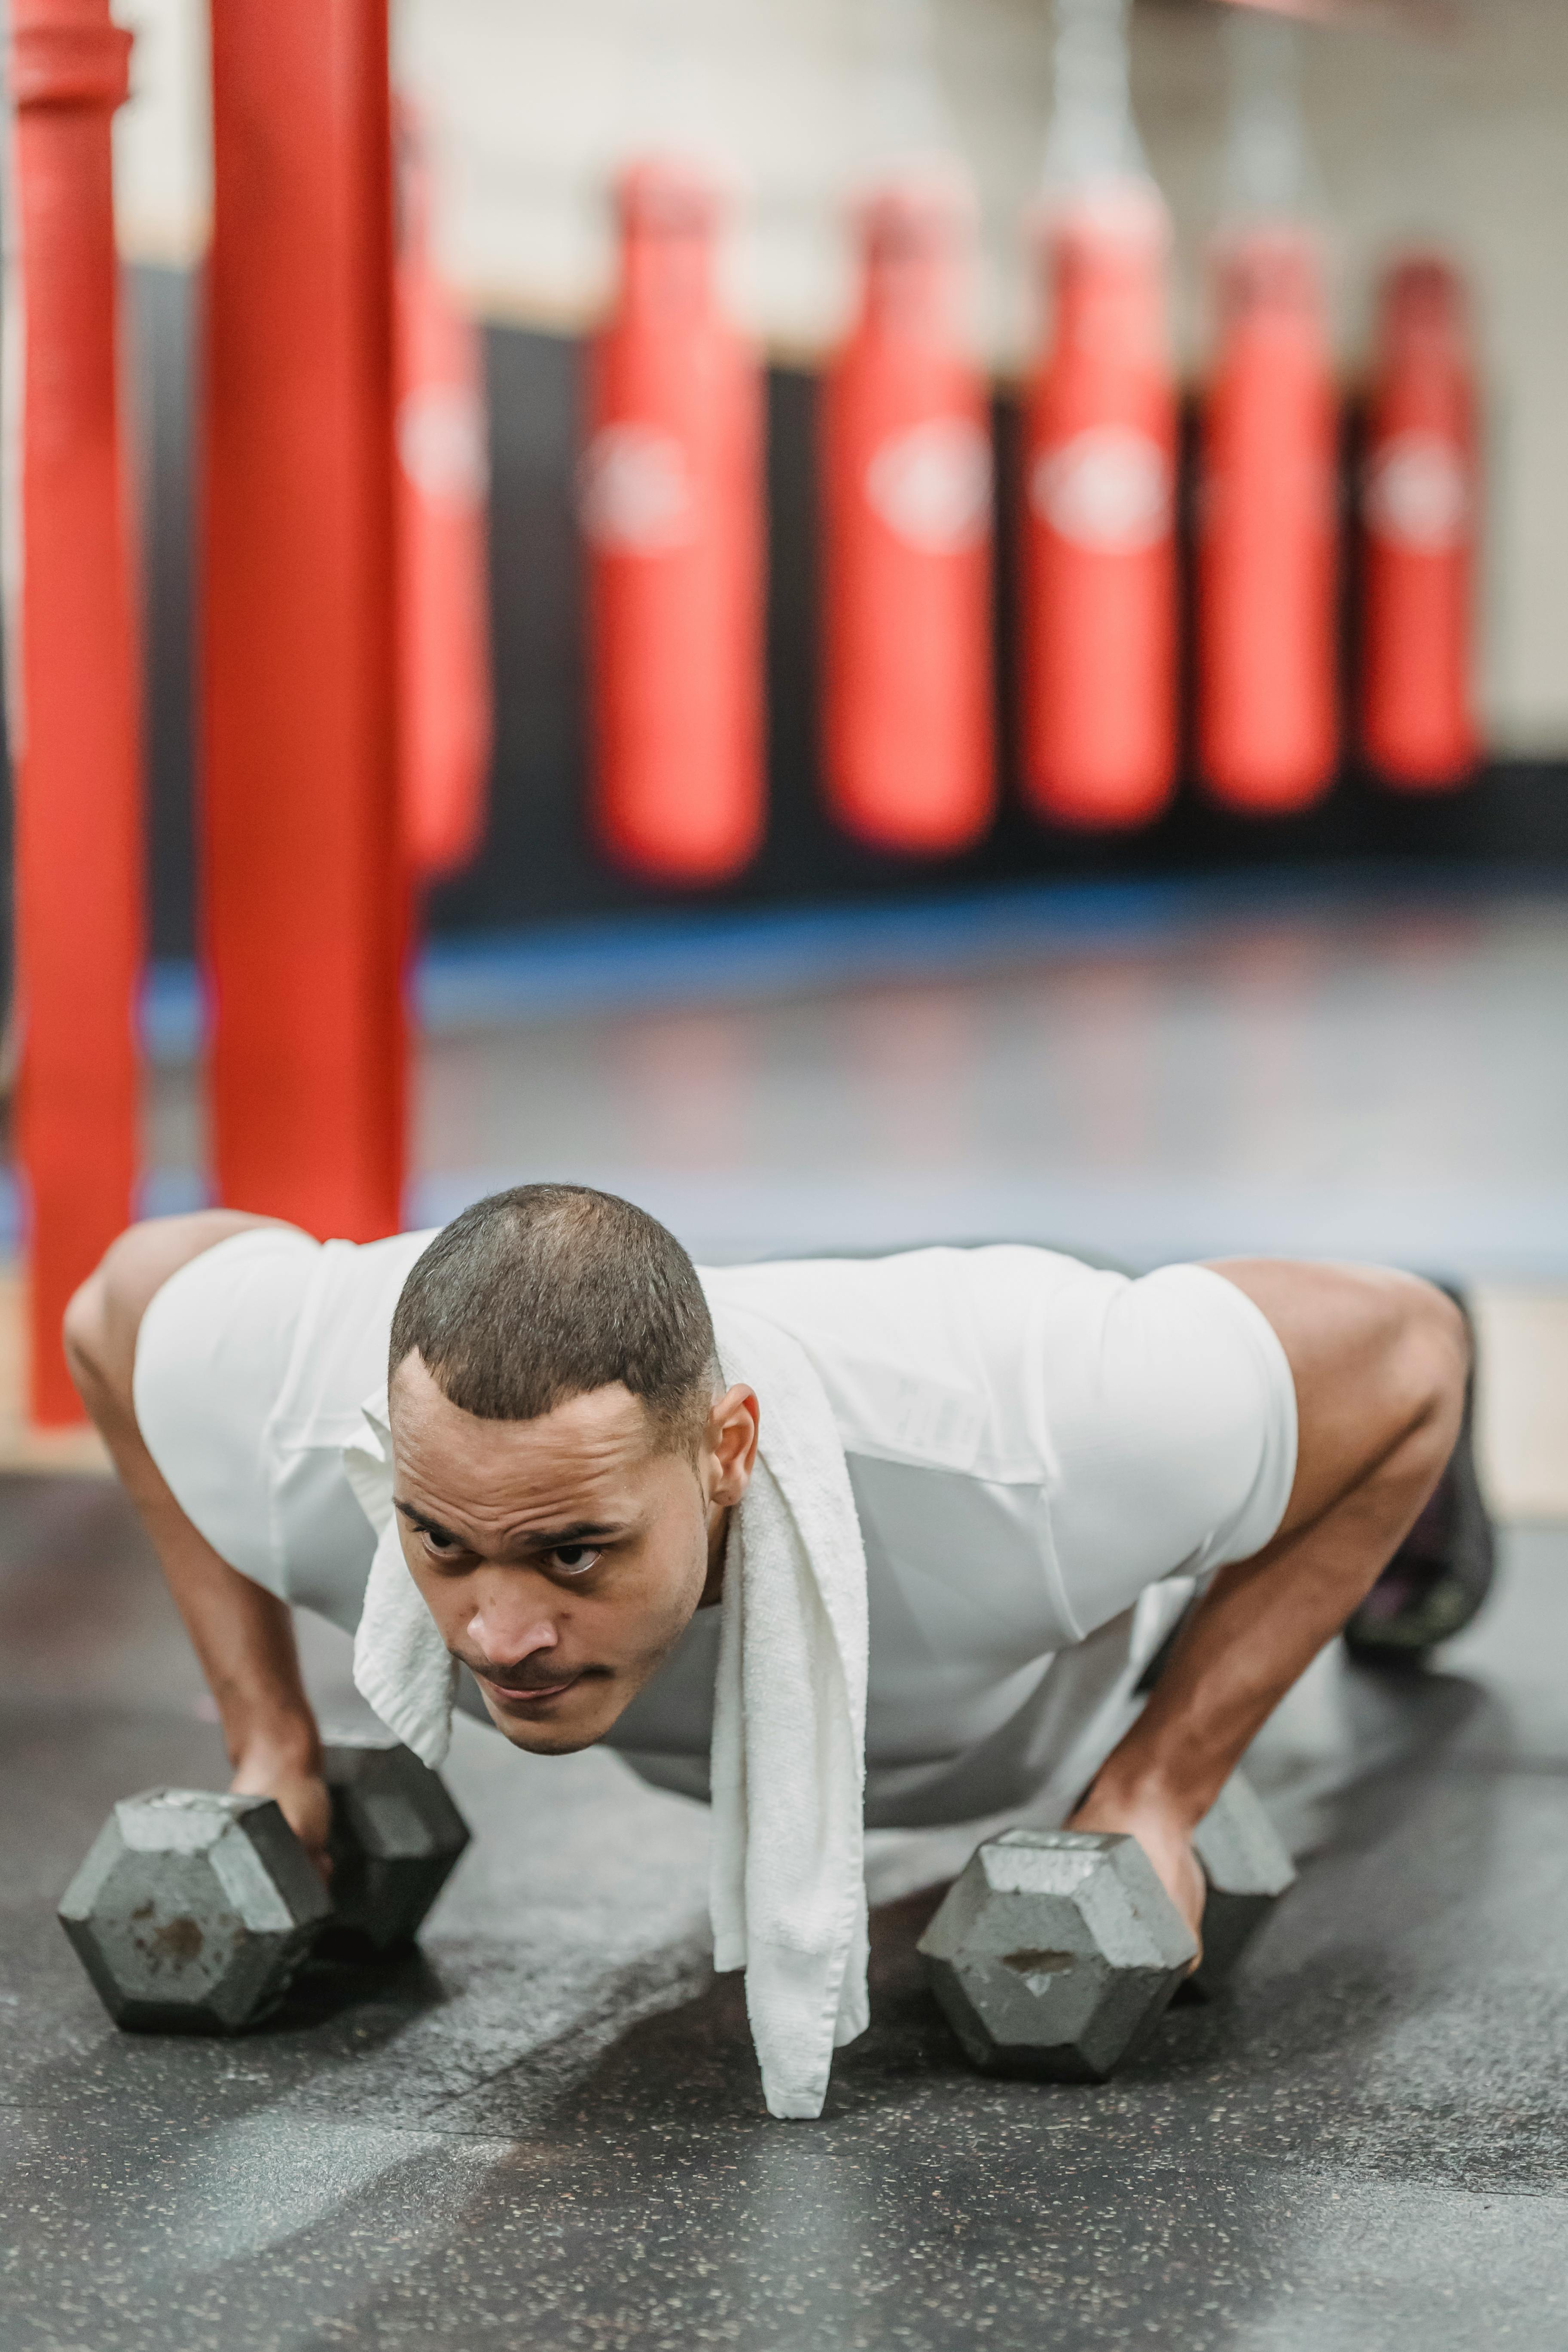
106 0 1568 753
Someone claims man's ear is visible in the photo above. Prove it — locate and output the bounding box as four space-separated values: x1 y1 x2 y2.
705 1383 760 1507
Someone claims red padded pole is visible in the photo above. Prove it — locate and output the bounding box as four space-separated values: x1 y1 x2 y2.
582 159 764 885
1020 184 1178 830
1361 255 1478 792
821 177 994 856
1199 224 1339 814
394 101 492 877
9 0 142 1425
203 0 404 1241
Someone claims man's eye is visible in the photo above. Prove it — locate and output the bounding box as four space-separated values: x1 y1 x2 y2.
422 1528 463 1556
550 1545 602 1576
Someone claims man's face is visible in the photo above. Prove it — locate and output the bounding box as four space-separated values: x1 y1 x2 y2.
387 1352 756 1754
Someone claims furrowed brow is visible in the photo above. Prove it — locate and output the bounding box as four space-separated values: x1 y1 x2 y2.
519 1521 624 1550
395 1501 626 1549
394 1500 466 1547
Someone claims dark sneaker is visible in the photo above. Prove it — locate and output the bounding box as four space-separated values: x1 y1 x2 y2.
1342 1285 1496 1668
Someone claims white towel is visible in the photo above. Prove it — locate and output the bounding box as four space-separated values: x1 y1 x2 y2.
345 1298 871 2121
706 1298 871 2118
343 1394 461 1766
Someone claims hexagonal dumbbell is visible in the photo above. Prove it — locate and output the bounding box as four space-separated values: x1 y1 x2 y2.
917 1827 1196 2080
1185 1769 1296 2002
917 1771 1295 2080
59 1736 471 2033
58 1791 331 2034
318 1736 471 1954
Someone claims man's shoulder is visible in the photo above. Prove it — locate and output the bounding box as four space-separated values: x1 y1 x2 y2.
701 1246 1121 1477
702 1243 1109 1324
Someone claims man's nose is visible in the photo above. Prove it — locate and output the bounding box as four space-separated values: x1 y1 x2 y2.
467 1574 561 1669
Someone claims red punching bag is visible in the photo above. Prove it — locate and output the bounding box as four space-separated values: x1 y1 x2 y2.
1199 224 1339 814
821 176 994 855
1361 255 1478 791
1021 183 1178 830
582 158 763 885
394 100 492 877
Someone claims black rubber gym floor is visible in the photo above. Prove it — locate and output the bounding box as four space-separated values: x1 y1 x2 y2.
3 1472 1565 2351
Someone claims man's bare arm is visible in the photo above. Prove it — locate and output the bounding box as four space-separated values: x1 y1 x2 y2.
64 1213 333 1870
1068 1261 1469 1941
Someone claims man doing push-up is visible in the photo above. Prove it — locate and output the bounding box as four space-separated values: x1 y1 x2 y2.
63 1184 1467 2095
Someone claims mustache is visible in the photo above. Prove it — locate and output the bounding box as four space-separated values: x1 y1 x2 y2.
456 1651 607 1694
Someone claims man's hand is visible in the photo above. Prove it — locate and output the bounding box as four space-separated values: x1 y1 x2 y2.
1066 1783 1206 1958
230 1747 333 1882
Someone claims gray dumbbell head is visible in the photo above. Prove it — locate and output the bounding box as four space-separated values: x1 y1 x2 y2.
1187 1771 1296 2000
320 1737 470 1952
58 1791 330 2033
917 1828 1197 2082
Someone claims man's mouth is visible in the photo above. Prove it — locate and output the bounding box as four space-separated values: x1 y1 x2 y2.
476 1667 585 1708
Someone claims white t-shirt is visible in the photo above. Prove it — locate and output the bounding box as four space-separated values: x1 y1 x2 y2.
611 1248 1296 1822
135 1232 1296 1830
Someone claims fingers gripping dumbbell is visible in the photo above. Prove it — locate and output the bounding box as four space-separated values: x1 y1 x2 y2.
916 1770 1295 2080
58 1736 471 2033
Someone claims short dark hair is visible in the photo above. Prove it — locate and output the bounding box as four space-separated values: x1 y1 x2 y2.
388 1184 718 1452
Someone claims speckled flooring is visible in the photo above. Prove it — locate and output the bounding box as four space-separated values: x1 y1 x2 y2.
2 1474 1565 2350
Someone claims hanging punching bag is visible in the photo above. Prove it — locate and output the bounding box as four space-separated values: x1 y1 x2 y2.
1199 224 1339 814
821 176 994 855
1361 254 1478 791
1021 180 1177 829
394 100 492 878
582 158 764 885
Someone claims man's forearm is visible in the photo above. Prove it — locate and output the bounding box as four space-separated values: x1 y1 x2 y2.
137 1489 320 1780
64 1220 325 1797
73 1332 322 1777
1089 1262 1467 1828
1088 1448 1424 1830
1069 1261 1467 1937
